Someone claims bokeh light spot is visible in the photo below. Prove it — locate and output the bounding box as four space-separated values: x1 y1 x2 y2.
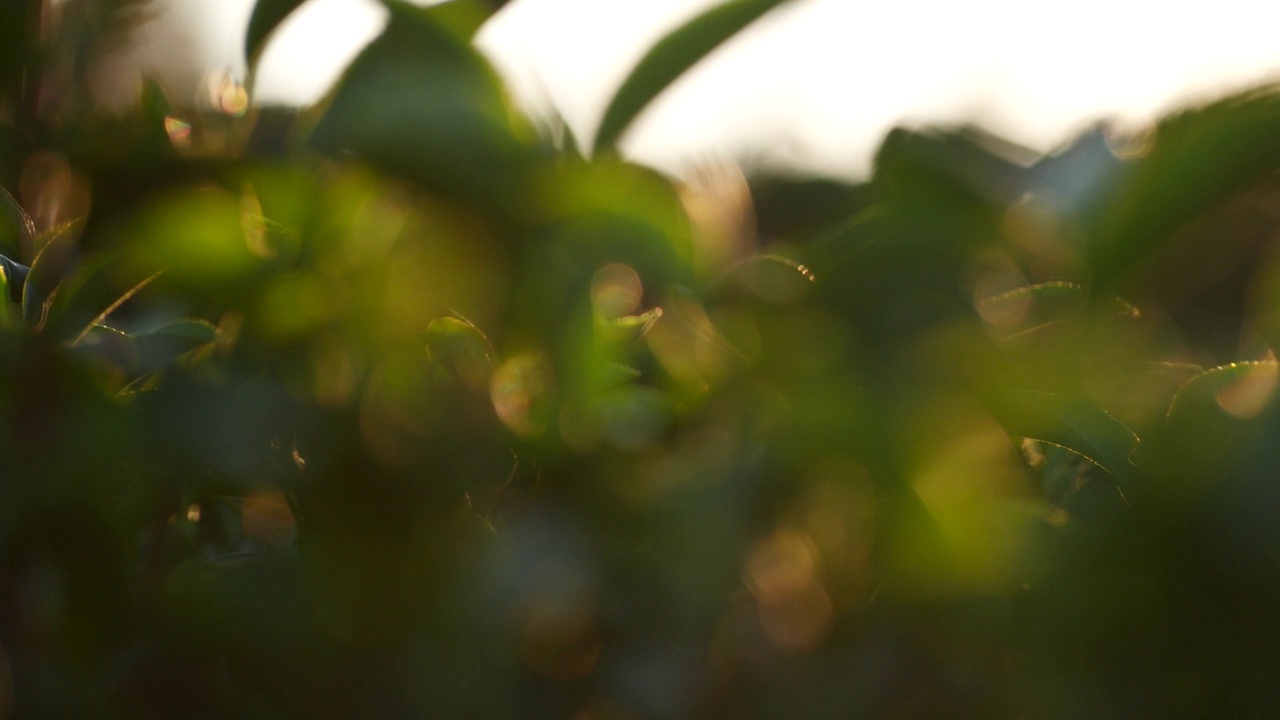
591 263 643 319
1214 361 1278 419
745 528 833 654
492 353 552 437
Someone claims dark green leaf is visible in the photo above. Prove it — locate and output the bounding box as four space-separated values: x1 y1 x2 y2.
133 318 220 371
0 186 35 259
21 221 77 329
1156 361 1280 487
408 0 494 40
592 0 793 154
309 0 534 218
422 316 494 390
1090 89 1280 290
997 390 1140 484
245 0 309 66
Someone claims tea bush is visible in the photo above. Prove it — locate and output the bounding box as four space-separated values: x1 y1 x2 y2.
3 0 1280 716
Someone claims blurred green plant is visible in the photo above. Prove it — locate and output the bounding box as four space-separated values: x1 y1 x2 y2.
1 0 1280 717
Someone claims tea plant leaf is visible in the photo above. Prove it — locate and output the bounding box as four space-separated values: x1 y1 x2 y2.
0 253 28 305
21 221 77 329
1156 361 1279 485
69 270 162 347
997 390 1140 483
401 0 494 40
0 261 12 329
139 318 219 345
1090 90 1280 289
1166 361 1279 422
134 318 221 371
245 0 309 67
592 0 793 154
309 0 534 217
0 186 34 259
977 282 1138 322
422 315 494 390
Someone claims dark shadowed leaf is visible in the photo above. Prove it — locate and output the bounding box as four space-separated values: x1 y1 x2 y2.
1156 362 1280 484
309 0 534 218
0 186 35 259
996 390 1140 484
0 253 28 305
1090 89 1280 291
21 221 78 328
422 315 494 391
134 318 220 370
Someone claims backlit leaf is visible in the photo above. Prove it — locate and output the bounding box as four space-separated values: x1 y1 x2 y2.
592 0 793 154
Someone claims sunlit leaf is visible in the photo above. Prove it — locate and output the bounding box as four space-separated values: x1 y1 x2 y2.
592 0 794 154
977 281 1138 334
405 0 494 40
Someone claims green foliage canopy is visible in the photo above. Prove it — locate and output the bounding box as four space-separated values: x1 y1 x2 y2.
0 0 1279 716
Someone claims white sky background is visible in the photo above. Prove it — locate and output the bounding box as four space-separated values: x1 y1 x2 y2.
144 0 1280 179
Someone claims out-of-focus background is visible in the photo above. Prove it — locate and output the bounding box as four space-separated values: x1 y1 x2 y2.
14 2 1280 717
101 0 1280 177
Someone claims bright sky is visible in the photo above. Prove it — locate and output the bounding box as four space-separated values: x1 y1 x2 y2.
154 0 1280 179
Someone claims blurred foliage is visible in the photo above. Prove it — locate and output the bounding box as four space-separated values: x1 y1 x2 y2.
1 0 1280 717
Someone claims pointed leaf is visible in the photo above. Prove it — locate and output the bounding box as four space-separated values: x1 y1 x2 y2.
592 0 793 154
22 221 78 329
245 0 309 67
406 0 494 40
1166 361 1279 422
996 390 1140 484
1158 361 1280 485
0 261 13 329
0 187 34 259
309 0 534 217
422 315 494 390
0 253 27 305
134 318 221 371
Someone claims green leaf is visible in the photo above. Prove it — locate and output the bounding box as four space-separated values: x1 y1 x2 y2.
70 270 162 347
977 281 1140 340
996 390 1140 484
0 186 34 259
1166 361 1279 422
1089 89 1280 290
309 0 534 218
22 221 77 329
592 0 794 154
408 0 494 40
133 318 221 371
1157 361 1279 487
245 0 309 67
0 253 28 306
0 261 13 329
422 315 494 390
